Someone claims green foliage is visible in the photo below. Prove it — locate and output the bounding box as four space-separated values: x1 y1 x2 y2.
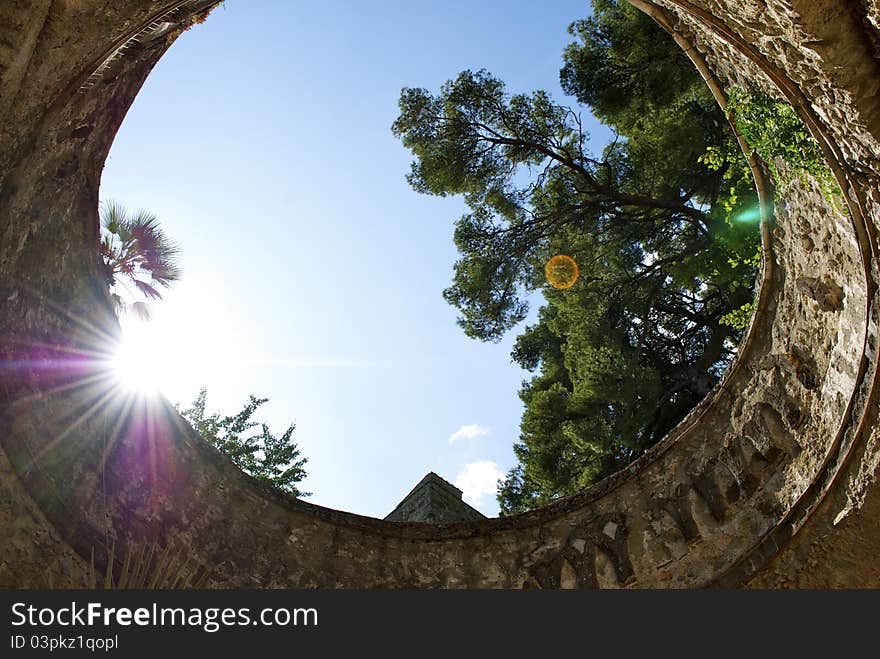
394 0 761 515
704 88 847 335
725 87 842 204
392 64 753 344
179 387 309 497
99 200 181 320
560 0 729 188
719 301 755 331
392 69 584 340
500 287 664 513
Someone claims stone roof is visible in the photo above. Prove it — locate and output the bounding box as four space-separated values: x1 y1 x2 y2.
384 472 487 523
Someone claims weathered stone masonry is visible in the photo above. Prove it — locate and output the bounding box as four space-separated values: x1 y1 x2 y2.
0 0 878 587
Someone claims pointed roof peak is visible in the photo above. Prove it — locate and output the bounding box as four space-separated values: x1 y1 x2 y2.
384 472 486 523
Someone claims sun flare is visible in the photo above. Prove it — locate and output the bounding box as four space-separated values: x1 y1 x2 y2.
111 337 166 394
107 284 233 399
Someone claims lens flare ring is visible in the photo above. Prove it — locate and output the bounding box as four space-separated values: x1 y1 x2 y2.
545 254 579 290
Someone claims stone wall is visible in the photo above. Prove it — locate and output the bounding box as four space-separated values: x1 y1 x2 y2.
0 0 878 587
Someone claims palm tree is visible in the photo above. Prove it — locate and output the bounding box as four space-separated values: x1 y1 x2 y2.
99 200 181 319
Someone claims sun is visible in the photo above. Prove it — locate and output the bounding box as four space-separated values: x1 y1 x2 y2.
107 284 236 399
109 306 192 397
111 336 166 394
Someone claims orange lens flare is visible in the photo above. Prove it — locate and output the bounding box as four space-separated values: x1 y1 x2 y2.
545 254 579 289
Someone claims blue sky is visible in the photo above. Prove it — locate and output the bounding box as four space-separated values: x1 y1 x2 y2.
101 0 611 517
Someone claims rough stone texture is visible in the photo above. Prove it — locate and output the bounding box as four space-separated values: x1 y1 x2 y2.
0 0 878 588
385 473 486 523
0 442 88 587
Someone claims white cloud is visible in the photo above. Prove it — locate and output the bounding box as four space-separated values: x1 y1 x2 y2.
454 460 505 506
447 424 491 444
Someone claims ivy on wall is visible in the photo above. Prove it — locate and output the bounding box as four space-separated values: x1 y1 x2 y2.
699 87 845 330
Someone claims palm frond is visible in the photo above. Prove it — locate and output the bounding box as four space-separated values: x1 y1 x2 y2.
133 279 163 300
147 260 183 286
100 200 126 236
111 293 126 313
127 211 161 250
98 199 181 316
130 301 153 321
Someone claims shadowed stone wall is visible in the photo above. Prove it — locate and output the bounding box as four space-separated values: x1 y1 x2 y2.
0 0 878 587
